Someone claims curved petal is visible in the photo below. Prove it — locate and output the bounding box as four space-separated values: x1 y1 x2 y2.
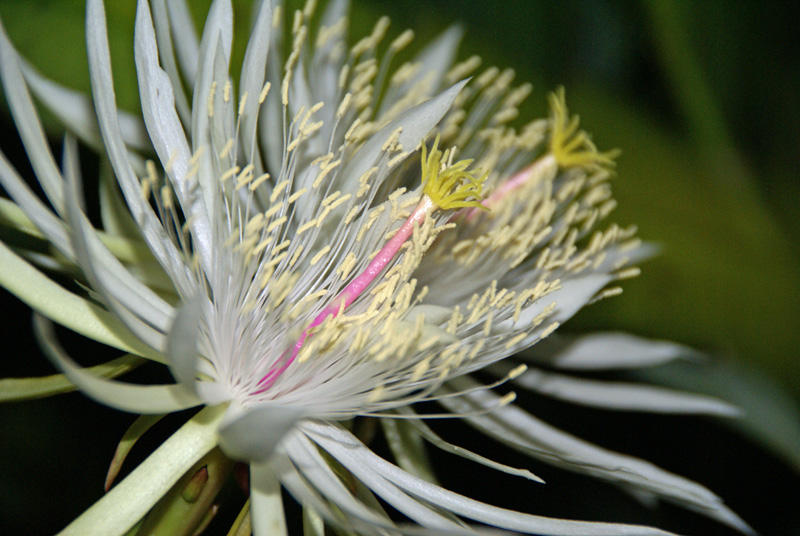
0 19 65 214
86 0 193 293
0 354 143 402
238 0 272 169
163 294 229 404
34 314 200 414
150 0 192 125
525 332 698 370
21 60 150 152
62 135 174 340
379 26 463 117
334 79 469 200
440 376 754 535
491 363 740 416
134 0 214 272
305 421 676 536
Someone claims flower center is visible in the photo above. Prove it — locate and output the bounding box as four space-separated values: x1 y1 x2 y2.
254 138 486 392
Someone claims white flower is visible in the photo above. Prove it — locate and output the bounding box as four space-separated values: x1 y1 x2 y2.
0 0 751 535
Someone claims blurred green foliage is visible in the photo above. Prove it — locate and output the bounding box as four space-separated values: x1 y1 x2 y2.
0 0 798 393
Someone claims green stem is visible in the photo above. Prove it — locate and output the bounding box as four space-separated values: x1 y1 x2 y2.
135 448 234 536
59 405 225 536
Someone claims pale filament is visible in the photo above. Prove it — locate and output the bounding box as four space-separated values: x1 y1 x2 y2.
256 197 435 391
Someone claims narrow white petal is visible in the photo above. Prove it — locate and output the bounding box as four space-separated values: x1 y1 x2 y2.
166 0 200 84
0 19 65 214
493 363 740 416
98 160 144 239
86 0 192 292
379 26 463 116
527 332 698 370
189 0 233 223
238 0 272 167
164 294 205 387
135 0 214 273
62 137 168 351
60 405 223 536
21 61 150 152
284 431 399 530
0 150 73 259
63 137 174 330
150 0 192 124
303 424 465 531
335 80 469 198
440 376 753 534
306 422 675 535
503 274 611 331
34 314 199 414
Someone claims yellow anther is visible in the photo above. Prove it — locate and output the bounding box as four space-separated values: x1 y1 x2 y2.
421 136 487 211
548 87 619 169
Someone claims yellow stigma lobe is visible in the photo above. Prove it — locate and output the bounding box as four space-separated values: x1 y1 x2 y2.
548 87 619 170
421 136 488 211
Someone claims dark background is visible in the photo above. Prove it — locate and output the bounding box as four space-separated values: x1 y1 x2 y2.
1 1 798 534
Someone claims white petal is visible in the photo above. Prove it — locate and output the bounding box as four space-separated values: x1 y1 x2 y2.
0 19 65 214
379 26 463 116
166 0 200 85
135 0 214 273
86 0 193 292
440 376 753 534
238 0 272 169
526 332 698 370
34 314 199 414
335 80 469 198
302 424 466 531
218 404 303 462
21 61 150 152
62 136 169 351
493 363 740 416
0 149 73 259
164 294 205 387
150 0 192 124
306 421 675 536
189 0 232 220
503 273 611 331
284 430 399 530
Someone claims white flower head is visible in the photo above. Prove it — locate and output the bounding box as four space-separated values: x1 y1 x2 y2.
0 0 752 535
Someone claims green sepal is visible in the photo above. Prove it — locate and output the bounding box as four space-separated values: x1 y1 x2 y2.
0 353 144 402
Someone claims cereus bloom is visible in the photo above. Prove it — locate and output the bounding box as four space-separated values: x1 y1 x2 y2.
0 0 751 535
